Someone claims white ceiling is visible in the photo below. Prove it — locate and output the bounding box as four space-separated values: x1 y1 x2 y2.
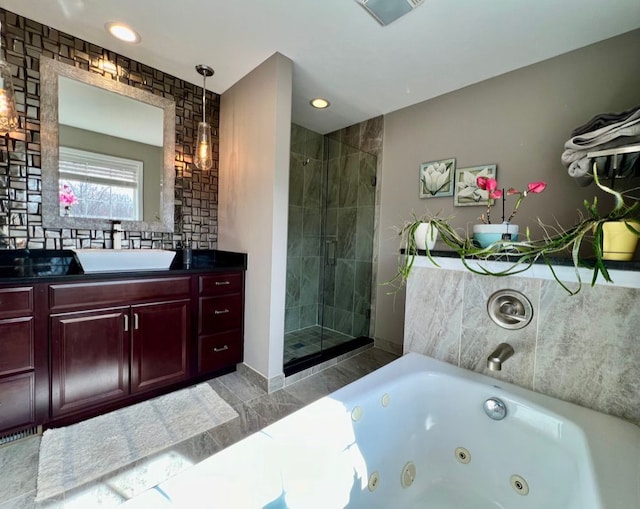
2 0 640 134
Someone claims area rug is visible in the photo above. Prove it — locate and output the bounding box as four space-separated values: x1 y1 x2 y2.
36 383 238 501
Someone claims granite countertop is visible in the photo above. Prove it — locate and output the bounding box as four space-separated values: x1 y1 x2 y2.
406 249 640 272
0 249 247 283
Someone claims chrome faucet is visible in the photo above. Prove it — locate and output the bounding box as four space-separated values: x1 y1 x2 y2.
112 221 122 250
487 342 514 371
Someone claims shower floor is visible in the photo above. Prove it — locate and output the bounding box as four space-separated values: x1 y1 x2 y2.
283 325 354 365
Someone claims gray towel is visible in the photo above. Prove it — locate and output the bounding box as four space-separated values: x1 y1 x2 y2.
571 105 640 137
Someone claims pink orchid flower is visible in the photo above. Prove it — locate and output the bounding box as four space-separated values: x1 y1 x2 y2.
527 181 546 194
476 176 546 224
476 177 498 192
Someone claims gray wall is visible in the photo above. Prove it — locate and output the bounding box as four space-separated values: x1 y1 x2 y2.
219 52 293 383
376 29 640 350
405 265 640 425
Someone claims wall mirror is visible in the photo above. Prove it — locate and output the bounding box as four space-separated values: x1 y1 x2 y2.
41 57 176 233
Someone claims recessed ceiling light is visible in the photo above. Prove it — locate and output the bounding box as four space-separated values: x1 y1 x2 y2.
105 22 141 44
310 98 330 109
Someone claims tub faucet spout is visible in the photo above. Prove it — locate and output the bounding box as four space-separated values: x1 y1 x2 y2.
487 343 514 371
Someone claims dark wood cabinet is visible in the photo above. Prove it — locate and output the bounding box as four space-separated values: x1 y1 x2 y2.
48 277 192 422
0 286 38 436
197 273 244 374
50 308 129 417
0 373 35 432
130 300 189 394
0 268 244 435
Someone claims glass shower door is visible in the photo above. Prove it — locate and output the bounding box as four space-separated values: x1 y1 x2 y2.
319 137 376 350
283 125 376 374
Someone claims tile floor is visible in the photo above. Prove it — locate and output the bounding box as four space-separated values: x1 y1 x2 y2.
283 325 355 365
0 347 398 508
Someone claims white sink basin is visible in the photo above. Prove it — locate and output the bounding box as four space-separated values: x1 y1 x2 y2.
73 249 176 273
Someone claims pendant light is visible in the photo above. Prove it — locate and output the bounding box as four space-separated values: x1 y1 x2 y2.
194 64 214 171
0 20 18 135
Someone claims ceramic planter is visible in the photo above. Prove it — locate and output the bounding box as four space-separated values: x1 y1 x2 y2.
473 223 519 248
413 222 438 250
602 220 640 261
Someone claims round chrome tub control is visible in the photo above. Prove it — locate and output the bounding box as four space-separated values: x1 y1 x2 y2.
483 397 507 420
487 290 533 329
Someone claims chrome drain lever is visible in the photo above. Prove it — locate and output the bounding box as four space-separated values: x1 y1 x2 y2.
483 397 507 420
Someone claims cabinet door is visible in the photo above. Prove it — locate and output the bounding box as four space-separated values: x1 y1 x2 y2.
50 308 129 417
0 373 35 433
130 300 189 394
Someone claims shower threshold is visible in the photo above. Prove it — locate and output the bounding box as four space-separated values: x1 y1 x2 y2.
283 335 373 377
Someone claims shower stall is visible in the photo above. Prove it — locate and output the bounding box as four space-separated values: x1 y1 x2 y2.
284 124 376 374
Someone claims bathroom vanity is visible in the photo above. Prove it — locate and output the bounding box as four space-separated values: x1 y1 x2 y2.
0 249 246 437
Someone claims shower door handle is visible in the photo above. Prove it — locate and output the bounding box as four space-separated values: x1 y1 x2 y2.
326 239 337 266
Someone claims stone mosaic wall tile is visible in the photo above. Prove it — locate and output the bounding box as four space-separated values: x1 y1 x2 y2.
0 8 219 249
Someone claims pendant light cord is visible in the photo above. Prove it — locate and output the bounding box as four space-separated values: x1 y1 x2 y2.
201 72 206 124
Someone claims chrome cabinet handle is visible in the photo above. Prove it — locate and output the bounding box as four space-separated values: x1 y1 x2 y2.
133 313 139 330
124 314 129 332
213 345 229 352
214 309 229 315
215 281 230 286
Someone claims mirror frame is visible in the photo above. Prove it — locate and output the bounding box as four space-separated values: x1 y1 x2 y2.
40 57 176 233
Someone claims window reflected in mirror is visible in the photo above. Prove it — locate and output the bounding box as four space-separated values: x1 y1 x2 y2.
58 147 143 220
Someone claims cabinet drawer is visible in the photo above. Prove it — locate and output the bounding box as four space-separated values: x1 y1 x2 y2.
0 373 35 432
198 331 242 373
0 317 34 376
199 294 243 334
49 277 191 312
199 272 243 296
0 287 33 319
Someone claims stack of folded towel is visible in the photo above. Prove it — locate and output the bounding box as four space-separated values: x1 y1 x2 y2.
562 105 640 185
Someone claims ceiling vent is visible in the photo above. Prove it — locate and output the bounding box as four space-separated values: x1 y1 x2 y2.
356 0 424 26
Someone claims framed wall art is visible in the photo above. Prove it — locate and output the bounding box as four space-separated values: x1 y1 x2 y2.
419 158 455 198
454 164 497 206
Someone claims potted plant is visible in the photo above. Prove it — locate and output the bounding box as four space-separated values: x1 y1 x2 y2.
388 168 639 295
473 177 546 247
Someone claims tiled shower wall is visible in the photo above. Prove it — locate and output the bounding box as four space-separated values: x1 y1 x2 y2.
404 265 640 425
286 124 324 332
285 118 383 337
0 9 220 250
326 118 383 339
322 137 376 337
